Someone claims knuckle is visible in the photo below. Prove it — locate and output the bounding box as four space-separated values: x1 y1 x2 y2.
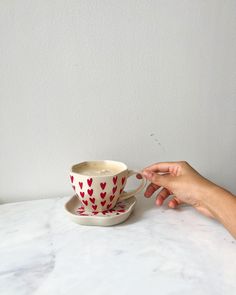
152 174 160 185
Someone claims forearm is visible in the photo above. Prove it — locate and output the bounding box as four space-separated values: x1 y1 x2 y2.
201 185 236 239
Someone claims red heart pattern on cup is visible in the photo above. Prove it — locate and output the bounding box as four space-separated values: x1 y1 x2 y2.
80 192 85 198
72 176 127 212
112 186 117 194
87 189 93 196
101 200 106 206
100 182 106 190
113 176 118 185
82 200 88 206
89 197 95 204
100 192 106 199
92 205 97 211
110 195 115 202
87 178 93 187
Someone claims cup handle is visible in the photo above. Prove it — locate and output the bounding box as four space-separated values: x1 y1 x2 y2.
118 170 147 201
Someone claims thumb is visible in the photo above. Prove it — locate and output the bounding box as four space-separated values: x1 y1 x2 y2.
142 170 170 187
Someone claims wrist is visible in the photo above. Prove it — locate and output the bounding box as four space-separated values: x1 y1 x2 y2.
199 180 234 210
197 180 220 205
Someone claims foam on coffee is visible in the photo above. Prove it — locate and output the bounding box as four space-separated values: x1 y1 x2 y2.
73 161 124 176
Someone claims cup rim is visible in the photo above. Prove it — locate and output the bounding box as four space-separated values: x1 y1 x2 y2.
70 160 127 177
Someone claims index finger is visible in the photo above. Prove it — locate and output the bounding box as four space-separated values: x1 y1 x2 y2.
142 162 178 173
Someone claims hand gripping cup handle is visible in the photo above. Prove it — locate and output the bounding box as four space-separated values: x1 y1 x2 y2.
118 170 147 201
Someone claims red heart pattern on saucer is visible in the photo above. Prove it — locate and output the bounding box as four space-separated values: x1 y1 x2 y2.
65 194 136 227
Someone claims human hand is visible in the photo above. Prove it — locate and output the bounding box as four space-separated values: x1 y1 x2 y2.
139 161 217 218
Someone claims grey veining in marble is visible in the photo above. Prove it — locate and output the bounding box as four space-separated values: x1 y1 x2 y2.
0 195 235 295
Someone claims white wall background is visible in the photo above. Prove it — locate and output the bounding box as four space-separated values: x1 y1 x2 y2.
0 0 236 203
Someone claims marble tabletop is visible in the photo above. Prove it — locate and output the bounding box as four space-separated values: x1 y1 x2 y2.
0 194 235 295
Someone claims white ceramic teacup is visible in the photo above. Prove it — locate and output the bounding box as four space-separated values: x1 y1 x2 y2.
70 160 146 212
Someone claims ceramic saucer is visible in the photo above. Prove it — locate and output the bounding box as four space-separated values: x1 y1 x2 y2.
64 194 136 226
